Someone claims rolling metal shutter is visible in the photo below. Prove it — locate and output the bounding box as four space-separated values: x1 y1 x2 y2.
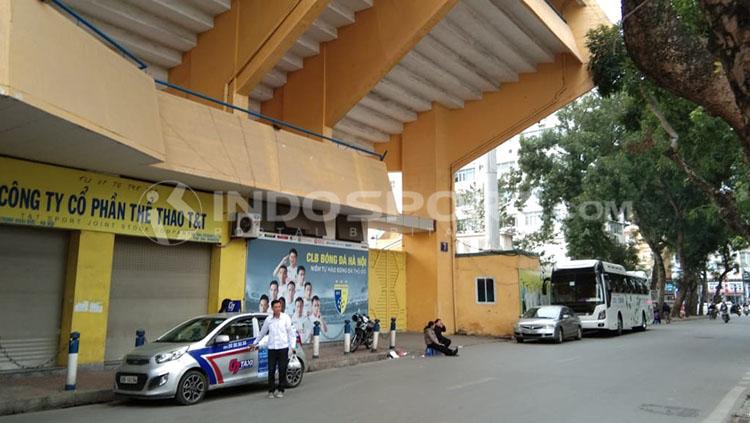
106 236 210 362
0 225 68 371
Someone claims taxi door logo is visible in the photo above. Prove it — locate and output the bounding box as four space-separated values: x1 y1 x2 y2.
334 283 349 315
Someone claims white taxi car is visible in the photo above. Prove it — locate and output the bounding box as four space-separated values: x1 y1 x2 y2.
114 312 305 405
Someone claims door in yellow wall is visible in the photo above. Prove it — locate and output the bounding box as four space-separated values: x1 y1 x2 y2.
368 250 407 330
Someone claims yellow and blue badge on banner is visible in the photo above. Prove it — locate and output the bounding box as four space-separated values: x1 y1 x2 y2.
334 282 349 315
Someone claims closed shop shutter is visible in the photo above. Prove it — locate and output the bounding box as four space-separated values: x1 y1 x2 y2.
0 225 68 370
106 236 210 362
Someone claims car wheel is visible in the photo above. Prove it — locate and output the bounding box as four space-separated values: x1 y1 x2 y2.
286 358 304 388
555 328 564 344
576 326 583 340
515 336 524 344
175 370 207 405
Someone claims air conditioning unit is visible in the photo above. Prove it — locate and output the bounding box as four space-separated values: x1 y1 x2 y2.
233 213 261 238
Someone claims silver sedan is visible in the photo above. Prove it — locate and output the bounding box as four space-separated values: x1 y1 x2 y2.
513 305 583 344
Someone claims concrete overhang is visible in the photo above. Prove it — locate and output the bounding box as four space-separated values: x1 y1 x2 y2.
0 0 399 221
367 214 435 234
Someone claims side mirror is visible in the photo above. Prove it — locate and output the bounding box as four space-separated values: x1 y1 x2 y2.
214 334 230 344
562 314 571 319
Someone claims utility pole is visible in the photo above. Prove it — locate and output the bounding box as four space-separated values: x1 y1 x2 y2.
485 148 499 250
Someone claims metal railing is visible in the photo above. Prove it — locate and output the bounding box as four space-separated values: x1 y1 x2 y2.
48 0 386 161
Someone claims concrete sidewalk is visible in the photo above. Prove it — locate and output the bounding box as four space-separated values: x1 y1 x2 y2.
0 332 500 416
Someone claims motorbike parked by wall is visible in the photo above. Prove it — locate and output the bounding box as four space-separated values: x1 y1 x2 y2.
350 313 375 352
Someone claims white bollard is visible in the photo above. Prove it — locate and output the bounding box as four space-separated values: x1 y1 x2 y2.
371 320 380 352
312 321 320 358
65 332 80 391
389 317 397 349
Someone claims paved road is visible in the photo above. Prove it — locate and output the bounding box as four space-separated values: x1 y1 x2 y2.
4 317 750 423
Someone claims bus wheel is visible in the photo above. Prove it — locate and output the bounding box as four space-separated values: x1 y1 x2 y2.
639 312 647 331
615 315 623 336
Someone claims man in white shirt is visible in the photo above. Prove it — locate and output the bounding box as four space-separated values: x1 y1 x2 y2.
254 299 296 398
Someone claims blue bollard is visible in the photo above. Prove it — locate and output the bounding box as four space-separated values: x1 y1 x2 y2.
344 320 351 354
135 329 146 347
312 321 320 358
65 332 80 391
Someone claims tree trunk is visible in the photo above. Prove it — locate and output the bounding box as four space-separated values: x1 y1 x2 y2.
646 239 667 304
622 0 750 164
674 232 689 318
698 0 750 148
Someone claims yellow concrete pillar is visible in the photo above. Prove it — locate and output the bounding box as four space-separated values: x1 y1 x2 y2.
208 238 248 312
401 107 456 333
58 230 115 365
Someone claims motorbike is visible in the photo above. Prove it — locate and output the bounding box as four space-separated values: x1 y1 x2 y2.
721 306 730 323
350 313 376 352
731 304 742 317
743 306 749 316
708 306 717 320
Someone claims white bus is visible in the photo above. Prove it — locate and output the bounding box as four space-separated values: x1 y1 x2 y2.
549 260 652 335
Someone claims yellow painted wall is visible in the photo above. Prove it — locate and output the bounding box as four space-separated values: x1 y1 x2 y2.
208 238 248 313
58 231 115 365
454 253 540 337
368 249 407 330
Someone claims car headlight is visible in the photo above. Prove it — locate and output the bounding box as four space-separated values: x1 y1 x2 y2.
598 310 606 320
155 346 188 364
545 324 557 330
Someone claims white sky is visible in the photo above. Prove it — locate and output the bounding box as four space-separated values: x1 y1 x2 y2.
596 0 622 23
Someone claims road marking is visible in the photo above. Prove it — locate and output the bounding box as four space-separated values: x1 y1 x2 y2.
446 377 495 391
702 386 746 423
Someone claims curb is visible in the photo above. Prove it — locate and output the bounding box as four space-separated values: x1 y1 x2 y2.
0 351 392 416
307 351 389 372
0 389 114 416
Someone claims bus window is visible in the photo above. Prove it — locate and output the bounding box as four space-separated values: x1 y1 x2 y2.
626 279 636 293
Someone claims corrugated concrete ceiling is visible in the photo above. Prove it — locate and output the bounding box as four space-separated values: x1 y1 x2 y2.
332 0 576 149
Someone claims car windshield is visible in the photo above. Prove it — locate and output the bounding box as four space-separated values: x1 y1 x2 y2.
523 307 560 319
156 318 226 343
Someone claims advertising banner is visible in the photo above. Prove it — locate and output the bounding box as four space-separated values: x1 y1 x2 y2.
245 234 368 343
0 156 225 243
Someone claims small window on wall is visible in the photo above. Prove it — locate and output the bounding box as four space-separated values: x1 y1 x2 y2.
476 277 496 304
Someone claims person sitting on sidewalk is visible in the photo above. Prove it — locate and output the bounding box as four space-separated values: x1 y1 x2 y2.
424 321 458 356
433 318 452 348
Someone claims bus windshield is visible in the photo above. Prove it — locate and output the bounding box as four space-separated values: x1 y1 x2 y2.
551 270 604 314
